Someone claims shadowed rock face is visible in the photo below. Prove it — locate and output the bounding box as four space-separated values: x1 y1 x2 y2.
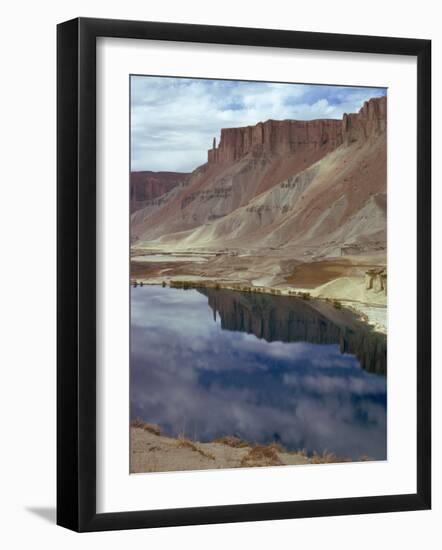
342 96 387 145
130 171 190 213
200 288 386 375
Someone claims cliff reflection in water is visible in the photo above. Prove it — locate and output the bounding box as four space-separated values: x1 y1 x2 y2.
131 286 387 460
200 288 386 375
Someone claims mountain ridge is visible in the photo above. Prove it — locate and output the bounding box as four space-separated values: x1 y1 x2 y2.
131 96 386 260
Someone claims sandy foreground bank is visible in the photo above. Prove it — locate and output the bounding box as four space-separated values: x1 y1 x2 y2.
130 424 360 474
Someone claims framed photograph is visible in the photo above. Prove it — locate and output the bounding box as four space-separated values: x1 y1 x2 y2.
57 17 431 531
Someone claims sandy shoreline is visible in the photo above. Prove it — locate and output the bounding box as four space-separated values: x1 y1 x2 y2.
131 276 387 333
130 248 387 333
130 422 365 474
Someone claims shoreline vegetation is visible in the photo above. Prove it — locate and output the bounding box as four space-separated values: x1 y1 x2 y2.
130 274 387 334
130 420 371 474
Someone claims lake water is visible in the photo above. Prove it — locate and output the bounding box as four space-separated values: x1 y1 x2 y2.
131 286 387 460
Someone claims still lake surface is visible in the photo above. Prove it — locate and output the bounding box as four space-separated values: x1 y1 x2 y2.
131 286 387 460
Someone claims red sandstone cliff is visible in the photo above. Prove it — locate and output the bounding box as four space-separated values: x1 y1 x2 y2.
130 171 190 213
207 96 386 163
208 119 343 163
342 96 387 144
132 96 386 254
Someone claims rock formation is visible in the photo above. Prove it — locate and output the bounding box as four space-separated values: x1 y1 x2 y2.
208 118 343 163
132 96 387 259
365 268 387 294
130 171 190 213
207 96 387 164
342 96 387 145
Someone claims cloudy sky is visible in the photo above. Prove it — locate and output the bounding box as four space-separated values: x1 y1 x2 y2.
131 76 386 173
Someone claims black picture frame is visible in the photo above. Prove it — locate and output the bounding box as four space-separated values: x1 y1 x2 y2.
57 17 431 532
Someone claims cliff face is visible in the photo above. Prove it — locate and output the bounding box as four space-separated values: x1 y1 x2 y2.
208 119 343 163
342 96 387 145
132 96 386 256
207 96 386 164
130 171 190 213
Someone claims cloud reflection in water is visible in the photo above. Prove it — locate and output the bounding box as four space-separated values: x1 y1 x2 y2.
130 286 386 460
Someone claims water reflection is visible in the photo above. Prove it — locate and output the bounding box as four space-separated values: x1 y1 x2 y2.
130 286 387 460
201 288 386 375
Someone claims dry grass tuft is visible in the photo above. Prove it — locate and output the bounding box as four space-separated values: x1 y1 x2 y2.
240 443 283 467
176 435 215 460
130 418 146 428
213 436 250 448
130 419 161 436
310 450 351 464
142 423 161 436
291 448 308 459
